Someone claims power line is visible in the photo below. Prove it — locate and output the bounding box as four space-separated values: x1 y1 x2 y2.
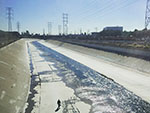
96 0 141 21
81 0 140 22
6 7 13 31
145 0 150 29
63 13 68 35
68 0 98 15
77 0 111 17
73 0 114 22
81 0 127 20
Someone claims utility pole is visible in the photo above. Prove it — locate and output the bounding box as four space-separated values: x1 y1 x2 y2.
87 29 90 35
95 27 98 32
80 28 82 34
63 13 68 35
58 25 61 35
145 0 150 29
17 21 20 33
48 22 52 35
70 31 72 34
6 7 13 31
43 29 45 35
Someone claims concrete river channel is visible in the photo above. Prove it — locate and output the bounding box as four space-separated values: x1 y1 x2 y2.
27 41 150 113
0 39 150 113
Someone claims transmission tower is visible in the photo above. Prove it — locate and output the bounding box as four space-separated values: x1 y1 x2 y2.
95 27 98 32
43 29 45 35
17 21 20 33
6 7 13 31
80 28 82 34
63 13 68 35
87 29 90 35
58 25 61 35
48 22 52 35
145 0 150 29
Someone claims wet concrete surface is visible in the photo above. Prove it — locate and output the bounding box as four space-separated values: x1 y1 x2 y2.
28 41 150 113
26 41 91 113
25 43 41 113
25 73 40 113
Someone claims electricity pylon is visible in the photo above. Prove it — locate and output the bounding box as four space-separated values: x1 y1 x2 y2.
48 22 52 35
6 7 13 31
63 13 68 35
145 0 150 29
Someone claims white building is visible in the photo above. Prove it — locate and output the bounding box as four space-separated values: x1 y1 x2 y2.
103 26 123 32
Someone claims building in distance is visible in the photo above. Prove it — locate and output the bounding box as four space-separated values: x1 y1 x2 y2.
103 26 123 32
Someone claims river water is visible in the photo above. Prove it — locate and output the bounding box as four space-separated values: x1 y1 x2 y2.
31 41 150 113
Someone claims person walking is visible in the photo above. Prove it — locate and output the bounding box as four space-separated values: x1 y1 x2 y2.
55 99 61 112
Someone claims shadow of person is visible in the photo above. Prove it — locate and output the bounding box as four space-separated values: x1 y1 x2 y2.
55 107 60 112
55 99 61 112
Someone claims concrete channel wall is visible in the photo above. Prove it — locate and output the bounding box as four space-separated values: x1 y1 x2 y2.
0 31 20 48
60 40 150 61
0 39 30 113
46 40 150 74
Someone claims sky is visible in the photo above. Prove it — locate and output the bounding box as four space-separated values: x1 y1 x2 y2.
0 0 148 34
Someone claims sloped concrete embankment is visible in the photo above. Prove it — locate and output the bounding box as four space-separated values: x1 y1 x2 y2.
59 40 150 61
46 40 150 74
0 39 30 113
